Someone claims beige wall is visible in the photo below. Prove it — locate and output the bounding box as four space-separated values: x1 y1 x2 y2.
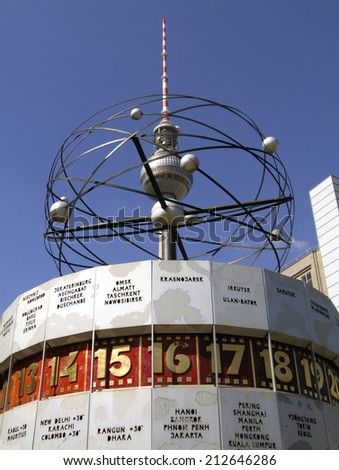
281 249 328 295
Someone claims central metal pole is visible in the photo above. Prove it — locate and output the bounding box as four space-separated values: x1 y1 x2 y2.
159 227 177 260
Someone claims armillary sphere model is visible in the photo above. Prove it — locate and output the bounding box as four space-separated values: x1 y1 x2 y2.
45 19 294 275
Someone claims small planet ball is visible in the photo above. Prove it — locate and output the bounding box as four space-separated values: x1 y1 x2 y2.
180 153 200 173
262 136 279 153
130 108 143 120
50 197 69 224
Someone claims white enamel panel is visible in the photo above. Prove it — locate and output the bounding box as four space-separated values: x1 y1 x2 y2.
212 263 268 332
307 286 339 356
33 393 89 449
12 282 50 355
88 388 151 449
153 261 213 326
264 271 312 343
0 299 17 365
152 387 220 450
46 269 96 343
322 402 339 450
94 262 152 331
277 393 328 449
0 402 37 450
219 389 282 450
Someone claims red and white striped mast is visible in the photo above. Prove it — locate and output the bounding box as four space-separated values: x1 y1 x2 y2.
140 18 199 260
151 17 178 153
161 17 170 120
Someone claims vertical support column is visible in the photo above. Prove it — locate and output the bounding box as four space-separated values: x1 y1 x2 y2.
159 227 177 260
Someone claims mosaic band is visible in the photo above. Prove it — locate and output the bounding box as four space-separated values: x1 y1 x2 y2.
1 332 339 411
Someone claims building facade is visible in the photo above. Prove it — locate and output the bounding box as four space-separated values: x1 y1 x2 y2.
310 175 339 310
281 248 327 295
282 175 339 311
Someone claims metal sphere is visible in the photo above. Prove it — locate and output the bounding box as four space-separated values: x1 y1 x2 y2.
49 197 69 224
262 136 279 154
151 200 185 227
180 153 200 173
130 108 143 120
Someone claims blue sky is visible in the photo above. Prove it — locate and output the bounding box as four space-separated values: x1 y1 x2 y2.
0 0 338 314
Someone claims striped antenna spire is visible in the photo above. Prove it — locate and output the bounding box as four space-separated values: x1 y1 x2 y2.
161 17 170 119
